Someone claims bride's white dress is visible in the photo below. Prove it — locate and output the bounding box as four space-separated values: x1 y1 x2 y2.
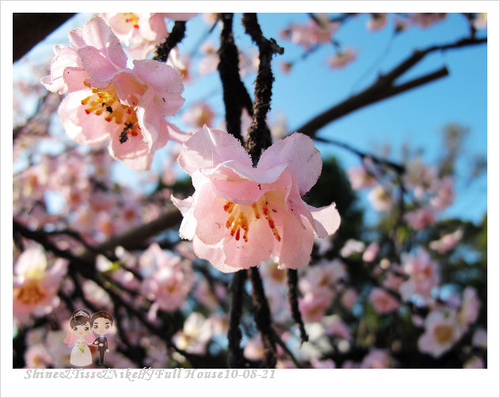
70 338 92 367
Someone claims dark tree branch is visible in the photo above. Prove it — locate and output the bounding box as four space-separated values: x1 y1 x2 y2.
295 37 486 138
153 21 187 62
217 13 253 144
227 270 247 368
13 13 75 62
242 13 284 164
249 267 277 368
287 269 309 344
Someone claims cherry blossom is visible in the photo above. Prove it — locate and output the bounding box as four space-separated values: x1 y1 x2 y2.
429 229 463 253
182 102 216 130
13 247 67 324
405 206 436 230
360 348 393 368
457 287 481 329
418 310 462 358
346 165 377 190
139 243 193 314
173 312 212 355
280 14 340 50
362 242 379 262
399 248 440 301
368 185 394 212
171 126 341 272
367 14 388 32
369 288 400 314
41 16 186 171
327 47 358 69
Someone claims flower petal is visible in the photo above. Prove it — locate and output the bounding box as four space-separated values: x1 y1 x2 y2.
258 132 322 195
178 126 252 176
308 203 341 238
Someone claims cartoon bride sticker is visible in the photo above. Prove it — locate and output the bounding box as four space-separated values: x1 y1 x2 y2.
63 309 94 367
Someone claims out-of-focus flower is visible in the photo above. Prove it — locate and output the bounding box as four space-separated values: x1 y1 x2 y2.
182 102 216 130
340 239 365 258
457 287 481 330
368 185 394 212
473 13 487 30
323 315 351 340
41 17 186 171
24 344 52 368
360 348 393 368
430 176 455 210
362 242 379 262
369 288 400 314
399 248 439 301
139 243 193 313
464 356 485 368
299 289 334 323
327 47 358 69
367 13 387 31
472 328 487 349
346 165 377 190
341 288 358 310
280 14 340 50
405 206 436 230
311 358 336 368
198 42 219 75
171 126 341 272
418 310 462 358
429 229 463 253
173 313 212 355
409 13 447 29
13 247 67 324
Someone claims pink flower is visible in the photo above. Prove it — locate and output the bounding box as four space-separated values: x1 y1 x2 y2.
101 13 168 59
399 248 440 301
182 102 216 130
13 247 67 324
299 290 334 323
409 13 447 29
341 288 358 310
311 358 336 368
346 165 376 190
171 126 341 272
173 312 212 355
139 243 193 313
281 15 340 50
405 206 436 230
366 14 387 32
340 239 365 258
327 47 358 69
429 229 463 253
323 315 351 340
473 13 487 30
369 288 400 314
362 242 379 262
430 176 455 210
360 348 393 368
418 310 462 358
457 287 481 329
368 185 394 212
41 17 186 171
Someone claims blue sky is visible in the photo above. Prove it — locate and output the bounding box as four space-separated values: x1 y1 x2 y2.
23 11 488 224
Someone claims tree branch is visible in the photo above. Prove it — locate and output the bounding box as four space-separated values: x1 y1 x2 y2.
153 21 186 62
295 37 486 138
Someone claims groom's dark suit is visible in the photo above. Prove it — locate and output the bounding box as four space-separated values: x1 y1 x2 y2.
93 335 108 364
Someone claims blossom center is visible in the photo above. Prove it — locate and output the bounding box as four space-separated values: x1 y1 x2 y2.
16 280 46 305
223 196 281 243
123 13 140 29
434 324 454 344
81 83 140 143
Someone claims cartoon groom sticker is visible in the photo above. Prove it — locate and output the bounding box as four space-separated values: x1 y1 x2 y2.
91 311 113 365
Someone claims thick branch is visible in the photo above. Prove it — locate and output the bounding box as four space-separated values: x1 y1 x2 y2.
217 13 253 143
13 13 75 62
227 270 247 368
295 37 486 138
249 267 277 368
153 21 186 62
242 13 284 164
287 269 309 343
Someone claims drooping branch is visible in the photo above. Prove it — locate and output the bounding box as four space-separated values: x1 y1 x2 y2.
153 21 187 62
242 13 284 164
295 37 486 138
217 13 254 143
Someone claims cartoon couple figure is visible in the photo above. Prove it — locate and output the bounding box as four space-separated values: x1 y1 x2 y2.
63 309 114 367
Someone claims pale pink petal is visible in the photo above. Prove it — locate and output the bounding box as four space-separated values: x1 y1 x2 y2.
69 17 127 70
258 132 322 195
78 45 122 83
308 203 341 238
171 196 197 240
178 126 252 175
192 238 233 273
163 13 198 21
108 129 151 171
132 60 185 116
58 92 111 144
